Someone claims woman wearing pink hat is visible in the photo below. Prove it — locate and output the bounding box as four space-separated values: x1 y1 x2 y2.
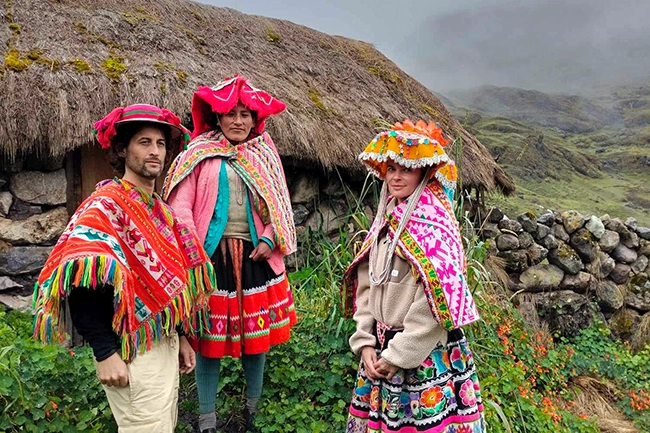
163 76 297 433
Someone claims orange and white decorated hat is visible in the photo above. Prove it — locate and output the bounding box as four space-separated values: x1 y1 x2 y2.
359 119 458 190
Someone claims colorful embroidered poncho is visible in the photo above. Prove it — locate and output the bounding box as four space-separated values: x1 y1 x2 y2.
343 183 479 330
32 179 216 362
162 131 297 255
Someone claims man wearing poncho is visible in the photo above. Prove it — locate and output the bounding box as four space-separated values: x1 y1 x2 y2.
32 104 217 433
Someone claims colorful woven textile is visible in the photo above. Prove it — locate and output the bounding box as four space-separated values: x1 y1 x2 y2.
194 238 296 358
32 178 216 362
343 183 479 331
93 103 190 150
162 131 297 255
347 330 485 433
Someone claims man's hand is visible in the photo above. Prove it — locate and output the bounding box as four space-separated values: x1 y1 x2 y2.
96 353 129 387
361 346 384 381
249 242 272 261
178 335 196 374
374 358 400 381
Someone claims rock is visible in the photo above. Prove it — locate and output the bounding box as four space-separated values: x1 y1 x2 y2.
534 223 551 241
0 192 12 217
626 274 650 312
598 230 620 253
560 272 593 294
487 207 504 223
569 228 598 263
637 227 650 240
625 217 638 231
496 233 519 251
292 204 310 225
0 276 22 291
497 250 529 273
551 224 570 243
548 241 584 275
606 218 630 235
609 308 641 338
562 210 585 234
520 264 564 292
610 243 638 264
626 291 650 313
596 280 625 312
10 170 67 205
631 313 650 351
621 231 640 249
585 251 616 279
480 223 500 239
22 154 65 172
632 256 649 275
585 216 605 239
609 263 631 285
290 175 319 204
0 294 32 312
539 235 559 250
485 238 498 255
600 214 612 226
518 232 534 249
0 207 68 245
535 291 597 337
526 243 549 266
517 212 538 234
322 178 345 198
305 202 344 235
498 218 523 234
640 240 650 256
0 246 53 275
537 212 555 227
517 300 541 327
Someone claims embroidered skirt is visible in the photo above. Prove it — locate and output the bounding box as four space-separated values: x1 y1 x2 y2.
192 238 296 358
347 328 485 433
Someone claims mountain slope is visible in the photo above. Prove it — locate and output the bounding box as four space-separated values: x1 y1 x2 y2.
446 85 650 224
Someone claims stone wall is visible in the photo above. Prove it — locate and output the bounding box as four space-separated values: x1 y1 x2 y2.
483 207 650 347
0 154 69 312
0 159 366 311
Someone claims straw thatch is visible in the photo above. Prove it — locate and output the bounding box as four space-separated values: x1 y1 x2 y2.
0 0 514 194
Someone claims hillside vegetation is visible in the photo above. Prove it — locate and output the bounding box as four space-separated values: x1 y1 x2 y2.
446 84 650 224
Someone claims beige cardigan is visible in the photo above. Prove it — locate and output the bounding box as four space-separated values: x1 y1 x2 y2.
349 232 448 369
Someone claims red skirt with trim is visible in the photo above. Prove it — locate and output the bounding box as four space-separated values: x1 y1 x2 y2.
191 238 296 358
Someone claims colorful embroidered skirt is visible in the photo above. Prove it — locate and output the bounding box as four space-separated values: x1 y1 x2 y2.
347 329 485 433
192 238 296 358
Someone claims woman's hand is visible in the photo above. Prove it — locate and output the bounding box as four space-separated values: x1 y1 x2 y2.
249 242 272 261
361 346 384 380
374 358 400 381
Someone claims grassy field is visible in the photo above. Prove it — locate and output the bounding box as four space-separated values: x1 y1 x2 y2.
451 86 650 225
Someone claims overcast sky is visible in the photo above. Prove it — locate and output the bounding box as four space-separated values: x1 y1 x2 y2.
197 0 650 95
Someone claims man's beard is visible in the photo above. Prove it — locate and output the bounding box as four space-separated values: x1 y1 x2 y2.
125 158 162 179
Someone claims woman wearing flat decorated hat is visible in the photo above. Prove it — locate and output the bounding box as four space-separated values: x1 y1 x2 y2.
343 120 485 433
163 76 296 433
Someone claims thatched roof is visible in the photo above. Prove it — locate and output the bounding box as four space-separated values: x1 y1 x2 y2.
0 0 514 194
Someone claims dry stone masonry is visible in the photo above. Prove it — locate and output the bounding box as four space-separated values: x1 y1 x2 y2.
484 207 650 344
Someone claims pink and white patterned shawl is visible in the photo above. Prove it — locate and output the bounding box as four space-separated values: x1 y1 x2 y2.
343 182 479 330
162 131 296 255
